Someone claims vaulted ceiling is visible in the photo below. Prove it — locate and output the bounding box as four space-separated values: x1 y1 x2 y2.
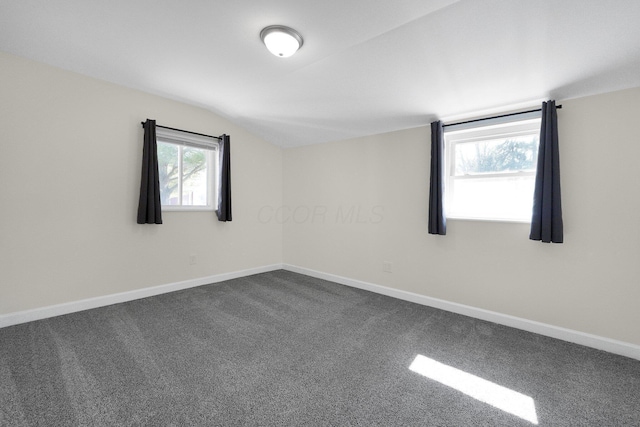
2 0 640 147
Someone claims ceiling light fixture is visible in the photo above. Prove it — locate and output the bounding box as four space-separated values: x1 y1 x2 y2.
260 25 303 58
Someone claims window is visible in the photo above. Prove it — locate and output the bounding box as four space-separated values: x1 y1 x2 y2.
444 115 541 222
156 127 218 211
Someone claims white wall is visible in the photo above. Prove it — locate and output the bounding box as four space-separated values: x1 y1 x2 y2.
283 87 640 346
2 49 639 350
0 52 283 315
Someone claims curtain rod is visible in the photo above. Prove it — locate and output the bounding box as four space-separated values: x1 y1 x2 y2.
140 122 222 140
443 105 562 128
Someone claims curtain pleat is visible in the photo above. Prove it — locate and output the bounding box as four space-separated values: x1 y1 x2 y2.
137 119 163 224
217 134 232 222
530 101 563 243
428 121 446 235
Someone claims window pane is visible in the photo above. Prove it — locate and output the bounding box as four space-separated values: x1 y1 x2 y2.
156 129 217 210
455 135 538 176
445 118 540 222
449 175 535 220
181 147 208 206
157 142 180 205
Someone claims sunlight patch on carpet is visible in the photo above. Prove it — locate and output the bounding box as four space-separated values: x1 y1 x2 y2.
409 354 538 424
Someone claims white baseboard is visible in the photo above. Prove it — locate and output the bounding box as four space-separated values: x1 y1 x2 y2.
0 264 283 329
3 263 638 361
283 264 640 361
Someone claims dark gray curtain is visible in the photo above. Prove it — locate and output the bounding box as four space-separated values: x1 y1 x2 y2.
428 120 446 235
217 134 232 222
530 101 563 242
137 119 162 224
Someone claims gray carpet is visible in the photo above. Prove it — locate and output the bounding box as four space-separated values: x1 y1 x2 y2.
1 270 639 426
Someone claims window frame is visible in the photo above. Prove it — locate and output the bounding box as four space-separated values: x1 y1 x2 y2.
156 127 219 212
443 115 541 223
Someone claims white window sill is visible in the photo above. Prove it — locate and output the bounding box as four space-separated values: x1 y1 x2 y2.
162 206 215 212
446 215 531 224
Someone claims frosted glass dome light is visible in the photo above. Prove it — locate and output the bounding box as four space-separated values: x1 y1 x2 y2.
260 26 303 58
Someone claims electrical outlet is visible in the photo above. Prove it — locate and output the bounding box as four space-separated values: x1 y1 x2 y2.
189 254 197 265
383 261 392 273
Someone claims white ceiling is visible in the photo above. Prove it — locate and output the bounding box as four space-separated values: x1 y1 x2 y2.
2 0 640 147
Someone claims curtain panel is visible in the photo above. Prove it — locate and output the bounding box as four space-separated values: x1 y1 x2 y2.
217 134 232 222
530 101 563 243
428 120 446 235
137 119 163 224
